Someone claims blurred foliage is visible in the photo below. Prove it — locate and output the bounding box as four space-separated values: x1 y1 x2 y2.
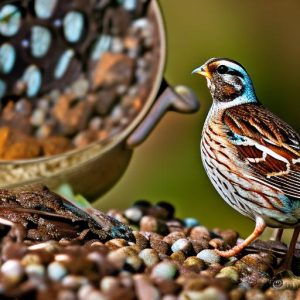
96 0 300 238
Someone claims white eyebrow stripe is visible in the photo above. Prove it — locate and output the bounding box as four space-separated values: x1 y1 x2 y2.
217 60 246 75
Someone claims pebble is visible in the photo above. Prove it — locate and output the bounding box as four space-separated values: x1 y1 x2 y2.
151 261 178 280
78 285 95 300
150 235 169 255
171 238 192 254
1 260 24 285
48 261 68 281
0 197 294 299
139 248 160 267
140 216 159 232
166 219 184 232
125 255 143 272
183 218 200 228
209 238 226 251
58 289 77 300
245 289 267 300
86 291 106 300
106 238 128 250
100 276 120 292
124 207 143 223
190 226 211 240
218 229 239 247
197 249 221 265
25 264 45 279
180 287 227 300
62 275 89 289
190 237 210 253
216 266 239 283
163 232 186 245
133 231 149 249
21 254 41 266
182 256 206 273
134 275 160 300
162 296 177 300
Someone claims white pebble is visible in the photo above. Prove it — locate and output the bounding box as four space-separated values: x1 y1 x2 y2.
86 291 106 300
48 261 68 281
62 275 89 289
197 249 220 264
100 276 119 292
1 260 24 283
171 238 190 253
78 285 95 300
124 207 143 223
25 264 45 278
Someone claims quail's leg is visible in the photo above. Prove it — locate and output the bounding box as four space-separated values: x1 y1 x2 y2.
215 217 266 258
276 227 300 272
272 227 300 289
272 228 284 242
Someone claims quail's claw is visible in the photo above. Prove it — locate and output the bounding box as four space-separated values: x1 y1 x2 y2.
215 217 266 258
272 271 300 290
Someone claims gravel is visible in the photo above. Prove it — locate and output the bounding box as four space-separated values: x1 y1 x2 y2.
0 195 297 299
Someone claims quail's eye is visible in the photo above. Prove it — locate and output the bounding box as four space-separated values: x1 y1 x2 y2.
217 65 228 74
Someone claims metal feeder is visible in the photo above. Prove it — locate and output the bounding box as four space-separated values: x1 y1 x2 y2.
0 0 199 198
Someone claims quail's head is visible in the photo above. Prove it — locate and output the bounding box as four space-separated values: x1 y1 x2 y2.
193 58 257 104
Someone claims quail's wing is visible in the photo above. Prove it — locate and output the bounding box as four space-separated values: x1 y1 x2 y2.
223 103 300 198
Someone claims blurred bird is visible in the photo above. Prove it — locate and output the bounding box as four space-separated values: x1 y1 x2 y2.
193 58 300 273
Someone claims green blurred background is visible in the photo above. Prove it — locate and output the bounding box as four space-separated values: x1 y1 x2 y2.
96 0 300 239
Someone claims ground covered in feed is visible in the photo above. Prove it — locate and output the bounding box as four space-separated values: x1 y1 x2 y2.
0 197 299 300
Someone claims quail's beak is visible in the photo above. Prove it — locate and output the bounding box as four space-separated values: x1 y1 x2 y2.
192 65 212 79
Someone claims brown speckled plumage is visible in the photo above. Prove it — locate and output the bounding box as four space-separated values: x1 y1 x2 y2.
194 58 300 272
